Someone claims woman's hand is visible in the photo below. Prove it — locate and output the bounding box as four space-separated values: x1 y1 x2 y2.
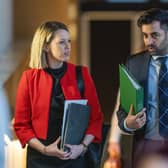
65 144 84 159
44 137 71 160
125 105 146 129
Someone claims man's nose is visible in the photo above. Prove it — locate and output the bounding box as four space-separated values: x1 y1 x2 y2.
146 36 154 45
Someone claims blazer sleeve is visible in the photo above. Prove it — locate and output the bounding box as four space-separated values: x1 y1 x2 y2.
82 66 103 143
117 105 133 133
13 71 36 148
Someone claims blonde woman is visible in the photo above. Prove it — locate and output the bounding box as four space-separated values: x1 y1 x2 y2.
14 21 103 168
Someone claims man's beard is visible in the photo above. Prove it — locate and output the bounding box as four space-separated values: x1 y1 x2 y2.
146 44 158 55
147 32 168 56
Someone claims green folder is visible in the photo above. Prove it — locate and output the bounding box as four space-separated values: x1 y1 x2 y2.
119 64 144 115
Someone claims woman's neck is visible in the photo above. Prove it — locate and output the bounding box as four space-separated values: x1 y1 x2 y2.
48 61 63 69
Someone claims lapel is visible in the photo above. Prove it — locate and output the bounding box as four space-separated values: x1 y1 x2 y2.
127 52 151 109
141 52 151 85
128 51 151 86
60 63 81 100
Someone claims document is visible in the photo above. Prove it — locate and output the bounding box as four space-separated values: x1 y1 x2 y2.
60 100 90 151
119 64 144 114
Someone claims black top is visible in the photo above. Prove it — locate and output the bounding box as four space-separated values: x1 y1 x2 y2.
27 62 88 168
42 62 67 145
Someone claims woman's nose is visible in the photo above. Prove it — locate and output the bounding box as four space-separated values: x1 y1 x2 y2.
65 42 71 49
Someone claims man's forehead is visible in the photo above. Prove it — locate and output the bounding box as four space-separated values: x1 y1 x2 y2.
141 21 163 33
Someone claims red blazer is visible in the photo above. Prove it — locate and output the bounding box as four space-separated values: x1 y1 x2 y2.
14 63 103 147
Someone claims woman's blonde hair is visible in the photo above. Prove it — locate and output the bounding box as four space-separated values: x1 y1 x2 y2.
29 21 69 69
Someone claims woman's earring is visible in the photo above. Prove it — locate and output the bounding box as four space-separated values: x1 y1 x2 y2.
43 44 48 52
43 48 47 53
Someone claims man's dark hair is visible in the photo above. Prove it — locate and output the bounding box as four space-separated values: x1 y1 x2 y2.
137 8 168 30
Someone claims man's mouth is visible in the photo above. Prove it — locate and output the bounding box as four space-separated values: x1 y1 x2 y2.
147 45 157 52
148 47 155 51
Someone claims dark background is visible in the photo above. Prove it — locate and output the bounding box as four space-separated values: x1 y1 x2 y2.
90 21 130 122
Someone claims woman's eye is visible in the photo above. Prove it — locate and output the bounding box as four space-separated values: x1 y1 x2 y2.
59 41 65 44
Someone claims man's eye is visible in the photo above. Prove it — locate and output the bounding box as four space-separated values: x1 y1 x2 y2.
143 34 148 39
152 33 160 39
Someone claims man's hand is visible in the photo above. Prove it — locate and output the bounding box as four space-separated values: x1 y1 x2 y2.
125 104 146 129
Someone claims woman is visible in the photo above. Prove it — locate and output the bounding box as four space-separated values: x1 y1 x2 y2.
13 21 103 168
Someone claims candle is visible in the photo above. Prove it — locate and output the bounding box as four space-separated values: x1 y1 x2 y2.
4 135 27 168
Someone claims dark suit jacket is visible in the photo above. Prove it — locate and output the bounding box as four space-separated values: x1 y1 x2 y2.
117 50 151 142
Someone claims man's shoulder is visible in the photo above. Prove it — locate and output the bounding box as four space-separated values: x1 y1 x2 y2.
131 50 148 57
127 50 148 62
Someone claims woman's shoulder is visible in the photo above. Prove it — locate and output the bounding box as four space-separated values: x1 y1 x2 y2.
67 62 88 70
23 68 41 74
22 68 46 78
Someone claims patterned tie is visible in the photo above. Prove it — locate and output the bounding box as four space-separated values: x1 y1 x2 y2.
158 56 168 138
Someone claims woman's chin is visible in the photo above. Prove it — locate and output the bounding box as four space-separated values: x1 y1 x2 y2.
63 56 70 62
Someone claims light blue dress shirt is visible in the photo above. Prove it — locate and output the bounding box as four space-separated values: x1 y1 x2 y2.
145 55 168 140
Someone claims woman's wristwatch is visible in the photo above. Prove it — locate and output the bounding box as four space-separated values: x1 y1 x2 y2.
81 142 88 156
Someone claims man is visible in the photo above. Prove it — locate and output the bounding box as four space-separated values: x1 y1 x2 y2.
117 8 168 168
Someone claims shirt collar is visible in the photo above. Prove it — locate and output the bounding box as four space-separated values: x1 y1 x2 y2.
152 55 168 60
